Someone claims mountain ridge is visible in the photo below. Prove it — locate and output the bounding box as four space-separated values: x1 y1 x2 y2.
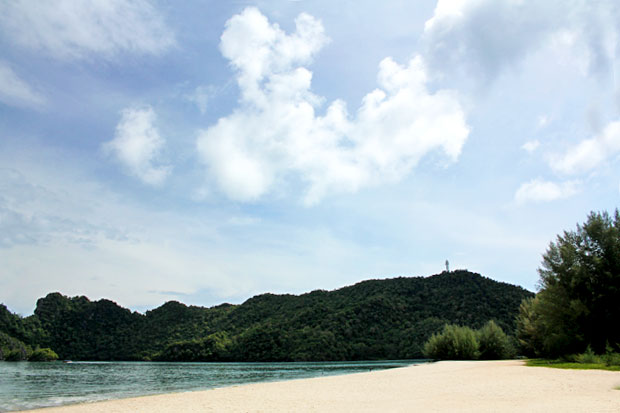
1 270 533 361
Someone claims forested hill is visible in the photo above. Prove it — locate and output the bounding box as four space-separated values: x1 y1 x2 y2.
1 270 533 361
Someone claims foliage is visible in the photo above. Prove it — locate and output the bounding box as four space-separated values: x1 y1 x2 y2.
28 347 59 362
527 342 620 372
575 346 599 364
518 210 620 357
0 304 46 348
515 297 544 357
603 346 620 366
423 324 480 360
423 321 514 360
156 332 232 361
477 320 513 360
0 331 31 361
34 293 144 360
565 346 620 367
1 270 533 361
526 354 620 371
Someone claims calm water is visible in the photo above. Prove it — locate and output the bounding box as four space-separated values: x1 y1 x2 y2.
0 360 421 412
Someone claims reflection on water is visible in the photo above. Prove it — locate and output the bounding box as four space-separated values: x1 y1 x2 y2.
0 360 423 411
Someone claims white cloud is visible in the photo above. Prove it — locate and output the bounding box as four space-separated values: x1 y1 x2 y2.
551 120 620 175
0 0 174 60
522 140 540 153
220 7 329 105
515 178 579 204
104 107 171 186
197 8 469 204
423 0 560 81
0 61 45 107
422 0 620 83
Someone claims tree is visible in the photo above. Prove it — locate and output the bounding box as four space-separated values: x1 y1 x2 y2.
515 297 544 357
518 210 620 356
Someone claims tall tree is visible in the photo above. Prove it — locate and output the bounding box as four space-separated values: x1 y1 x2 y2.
518 210 620 356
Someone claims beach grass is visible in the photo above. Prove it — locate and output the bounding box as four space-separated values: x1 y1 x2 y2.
526 358 620 372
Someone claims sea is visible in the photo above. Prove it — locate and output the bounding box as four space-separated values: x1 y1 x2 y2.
0 360 422 411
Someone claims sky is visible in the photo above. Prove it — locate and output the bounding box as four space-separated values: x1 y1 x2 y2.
1 0 620 315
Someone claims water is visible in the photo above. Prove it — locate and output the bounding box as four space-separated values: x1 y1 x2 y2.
0 360 421 411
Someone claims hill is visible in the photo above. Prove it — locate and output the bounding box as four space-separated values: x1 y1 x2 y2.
1 270 533 361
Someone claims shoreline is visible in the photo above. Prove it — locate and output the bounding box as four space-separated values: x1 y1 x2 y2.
2 359 417 412
17 360 620 412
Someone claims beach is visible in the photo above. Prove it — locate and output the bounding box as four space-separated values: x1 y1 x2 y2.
18 360 620 412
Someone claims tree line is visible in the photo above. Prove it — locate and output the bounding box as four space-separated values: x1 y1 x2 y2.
1 270 532 362
5 210 614 363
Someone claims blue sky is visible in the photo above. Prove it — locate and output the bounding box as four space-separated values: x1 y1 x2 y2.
1 0 619 315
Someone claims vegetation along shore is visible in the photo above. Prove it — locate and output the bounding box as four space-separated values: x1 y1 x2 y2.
1 270 531 362
2 210 620 367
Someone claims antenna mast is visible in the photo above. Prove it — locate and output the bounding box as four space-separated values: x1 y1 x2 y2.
445 260 449 272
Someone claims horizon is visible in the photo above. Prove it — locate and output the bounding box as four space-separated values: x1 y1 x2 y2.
2 1 619 315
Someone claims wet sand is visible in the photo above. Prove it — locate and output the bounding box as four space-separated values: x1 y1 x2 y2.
19 360 620 412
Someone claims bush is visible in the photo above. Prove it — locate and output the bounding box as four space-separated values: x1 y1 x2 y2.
604 352 620 367
575 346 600 364
478 320 513 360
28 347 59 362
423 324 479 360
5 348 28 361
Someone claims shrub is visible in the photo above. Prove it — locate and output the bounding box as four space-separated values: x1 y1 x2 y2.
478 320 513 360
28 347 59 362
575 346 600 364
604 353 620 367
423 324 479 360
604 345 620 367
5 348 27 361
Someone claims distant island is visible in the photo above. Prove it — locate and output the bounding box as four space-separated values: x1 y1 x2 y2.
1 270 533 362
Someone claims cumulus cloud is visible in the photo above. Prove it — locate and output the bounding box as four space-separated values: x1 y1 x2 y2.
422 0 620 83
197 8 469 204
515 178 579 204
104 107 171 186
0 61 45 107
551 120 620 175
0 0 174 60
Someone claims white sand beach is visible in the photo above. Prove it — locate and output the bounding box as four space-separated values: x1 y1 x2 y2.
19 360 620 412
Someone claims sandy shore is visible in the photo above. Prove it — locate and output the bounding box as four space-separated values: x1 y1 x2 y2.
19 360 620 412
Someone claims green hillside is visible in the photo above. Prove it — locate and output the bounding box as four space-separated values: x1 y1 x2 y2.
1 270 533 361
